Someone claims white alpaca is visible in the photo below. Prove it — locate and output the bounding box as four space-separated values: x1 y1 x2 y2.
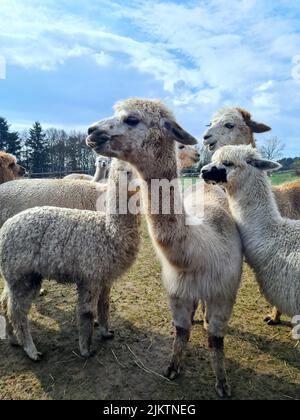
64 157 111 182
203 107 300 325
202 145 300 341
0 179 107 228
0 159 140 360
86 98 243 398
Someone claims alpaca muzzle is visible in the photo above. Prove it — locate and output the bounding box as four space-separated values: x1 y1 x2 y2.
201 167 227 184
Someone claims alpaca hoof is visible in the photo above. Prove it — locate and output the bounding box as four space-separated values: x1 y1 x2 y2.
215 379 232 398
28 351 43 362
164 363 180 380
101 330 115 340
39 289 47 297
81 349 96 359
8 336 20 347
264 316 281 326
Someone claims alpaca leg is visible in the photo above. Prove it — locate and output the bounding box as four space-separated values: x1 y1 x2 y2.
0 287 18 346
97 284 114 340
264 307 282 326
203 301 209 331
191 299 199 325
206 300 233 398
78 286 97 358
165 296 194 380
8 281 42 361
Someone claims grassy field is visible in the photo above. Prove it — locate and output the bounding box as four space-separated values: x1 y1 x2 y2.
270 171 300 186
0 174 299 400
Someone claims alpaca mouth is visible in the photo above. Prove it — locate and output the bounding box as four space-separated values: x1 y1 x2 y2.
86 134 111 150
208 143 217 152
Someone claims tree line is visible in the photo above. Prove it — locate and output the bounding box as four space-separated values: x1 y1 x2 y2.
1 116 299 176
0 117 95 177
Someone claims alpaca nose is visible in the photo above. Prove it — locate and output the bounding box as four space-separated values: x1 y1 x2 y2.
88 126 98 136
204 134 212 141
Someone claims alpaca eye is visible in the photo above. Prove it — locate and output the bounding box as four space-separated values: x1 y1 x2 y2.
124 116 140 126
223 161 234 167
178 145 185 150
224 123 235 129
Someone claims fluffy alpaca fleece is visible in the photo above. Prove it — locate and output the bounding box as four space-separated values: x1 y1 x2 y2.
272 180 300 220
202 145 300 327
0 152 25 184
64 157 110 182
86 98 243 398
0 159 140 360
0 178 107 227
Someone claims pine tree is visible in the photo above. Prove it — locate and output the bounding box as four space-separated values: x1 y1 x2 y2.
7 131 22 158
0 117 10 150
0 117 22 158
26 122 49 173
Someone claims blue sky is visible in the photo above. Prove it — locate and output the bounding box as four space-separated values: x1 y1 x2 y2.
0 0 300 156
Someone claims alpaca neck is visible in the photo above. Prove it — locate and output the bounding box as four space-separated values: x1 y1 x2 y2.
227 171 281 241
135 147 187 254
93 165 106 182
105 163 139 235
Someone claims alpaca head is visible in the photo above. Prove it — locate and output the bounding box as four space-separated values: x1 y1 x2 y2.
86 98 197 172
203 107 271 153
201 145 281 191
0 152 26 184
177 144 200 169
95 156 110 168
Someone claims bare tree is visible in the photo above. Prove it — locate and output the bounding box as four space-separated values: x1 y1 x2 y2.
259 137 285 161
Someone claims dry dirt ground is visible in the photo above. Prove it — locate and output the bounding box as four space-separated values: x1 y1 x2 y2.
0 221 299 400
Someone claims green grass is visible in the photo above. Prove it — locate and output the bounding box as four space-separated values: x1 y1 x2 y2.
270 171 300 186
0 221 299 400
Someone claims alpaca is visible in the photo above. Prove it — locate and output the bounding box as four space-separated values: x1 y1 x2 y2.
0 179 108 228
176 144 200 170
0 159 140 360
201 145 300 343
64 157 111 182
86 98 243 398
203 107 271 153
203 107 300 325
0 152 25 184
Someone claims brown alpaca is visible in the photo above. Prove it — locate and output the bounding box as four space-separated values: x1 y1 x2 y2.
0 152 25 184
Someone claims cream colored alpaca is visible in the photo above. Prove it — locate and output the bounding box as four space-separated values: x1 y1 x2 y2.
203 107 300 325
64 157 110 182
86 98 243 398
0 159 140 360
0 152 25 184
202 145 300 347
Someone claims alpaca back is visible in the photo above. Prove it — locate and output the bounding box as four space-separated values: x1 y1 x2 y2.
273 180 300 219
0 178 107 227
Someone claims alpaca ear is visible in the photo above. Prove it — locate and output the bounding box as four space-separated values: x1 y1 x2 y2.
164 120 198 145
247 159 281 171
246 120 272 133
